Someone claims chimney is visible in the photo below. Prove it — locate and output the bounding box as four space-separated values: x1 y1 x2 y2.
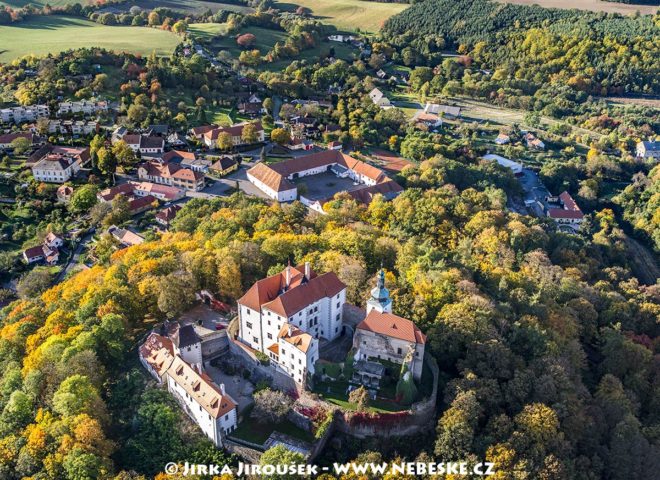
285 263 291 288
305 261 310 279
220 383 225 395
288 324 293 336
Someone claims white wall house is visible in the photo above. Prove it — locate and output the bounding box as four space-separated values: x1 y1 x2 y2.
238 263 346 385
165 356 237 447
636 141 659 160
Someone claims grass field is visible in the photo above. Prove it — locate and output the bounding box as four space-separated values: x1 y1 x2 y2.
276 0 408 32
0 0 253 12
0 16 180 63
496 0 658 15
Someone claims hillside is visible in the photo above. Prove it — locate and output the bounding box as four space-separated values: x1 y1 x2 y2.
0 16 180 63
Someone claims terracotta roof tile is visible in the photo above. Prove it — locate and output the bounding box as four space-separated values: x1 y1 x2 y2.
356 310 426 344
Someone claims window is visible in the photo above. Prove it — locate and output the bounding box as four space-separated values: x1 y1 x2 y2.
336 294 340 299
253 337 258 343
267 333 272 339
336 314 340 321
225 414 229 420
363 341 366 345
314 306 318 312
335 327 338 333
299 359 302 364
336 302 340 309
291 353 294 359
246 322 252 329
397 348 402 355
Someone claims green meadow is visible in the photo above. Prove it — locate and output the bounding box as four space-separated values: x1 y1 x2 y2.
0 16 180 63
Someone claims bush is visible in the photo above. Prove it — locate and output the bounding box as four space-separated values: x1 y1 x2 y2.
251 388 293 424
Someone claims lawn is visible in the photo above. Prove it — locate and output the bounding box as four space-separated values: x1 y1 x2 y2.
496 0 658 16
231 410 314 446
0 16 181 63
275 0 409 33
313 380 408 413
201 25 288 57
187 22 229 41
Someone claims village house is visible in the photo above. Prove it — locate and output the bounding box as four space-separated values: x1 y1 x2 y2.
412 111 442 129
495 133 511 145
137 161 205 192
108 226 145 248
119 134 165 155
189 124 217 141
30 145 90 183
162 150 212 173
246 149 402 208
352 270 426 382
424 102 461 119
23 244 59 265
525 133 545 150
22 232 64 265
208 157 238 177
155 204 183 229
636 140 659 160
202 121 265 149
0 132 43 151
237 263 346 385
546 191 584 228
369 88 391 108
98 181 183 215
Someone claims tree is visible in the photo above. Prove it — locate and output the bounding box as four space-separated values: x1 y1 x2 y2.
251 388 293 424
97 147 117 176
259 445 305 480
10 137 31 155
112 141 137 170
147 11 160 26
16 267 52 299
270 128 290 145
216 132 233 151
63 448 104 480
172 20 187 35
348 386 369 411
236 33 256 48
69 184 99 213
157 272 196 318
106 195 131 226
241 123 259 144
127 104 149 125
52 375 105 418
434 390 481 460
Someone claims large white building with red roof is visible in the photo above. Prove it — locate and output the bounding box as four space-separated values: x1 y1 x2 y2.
139 328 238 446
237 262 346 384
246 149 402 206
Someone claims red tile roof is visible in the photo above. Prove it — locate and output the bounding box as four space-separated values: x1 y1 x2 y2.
238 265 345 317
356 310 426 344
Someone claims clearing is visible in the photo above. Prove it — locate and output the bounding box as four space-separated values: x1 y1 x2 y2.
496 0 658 15
275 0 408 33
97 0 253 15
0 16 180 63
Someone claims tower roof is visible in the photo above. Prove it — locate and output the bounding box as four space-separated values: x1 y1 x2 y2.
370 269 390 302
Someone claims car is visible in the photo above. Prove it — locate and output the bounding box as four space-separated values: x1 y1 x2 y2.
215 323 225 330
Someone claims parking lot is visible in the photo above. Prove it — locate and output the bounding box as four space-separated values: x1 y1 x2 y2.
294 171 363 201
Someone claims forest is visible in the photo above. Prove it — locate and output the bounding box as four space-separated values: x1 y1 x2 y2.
0 145 658 478
382 0 659 95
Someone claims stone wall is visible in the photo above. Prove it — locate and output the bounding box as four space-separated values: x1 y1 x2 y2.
333 353 439 438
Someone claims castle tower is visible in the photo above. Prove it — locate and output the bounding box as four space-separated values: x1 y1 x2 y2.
366 269 392 314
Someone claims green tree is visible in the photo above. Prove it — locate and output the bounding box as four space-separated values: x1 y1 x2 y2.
16 267 53 299
52 375 105 418
241 123 259 144
10 137 31 155
97 147 117 176
270 128 290 145
69 184 99 213
259 445 305 480
216 132 233 151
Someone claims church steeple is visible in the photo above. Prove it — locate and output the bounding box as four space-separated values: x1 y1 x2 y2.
367 268 392 314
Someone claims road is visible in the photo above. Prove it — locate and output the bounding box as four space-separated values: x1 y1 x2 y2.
56 231 93 283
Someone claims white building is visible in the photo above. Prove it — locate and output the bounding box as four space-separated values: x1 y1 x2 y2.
31 146 90 183
165 356 237 447
636 141 659 160
483 153 523 175
424 102 461 118
57 100 108 117
369 88 391 108
237 263 346 385
0 105 49 124
119 134 165 154
353 271 426 381
246 149 401 205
